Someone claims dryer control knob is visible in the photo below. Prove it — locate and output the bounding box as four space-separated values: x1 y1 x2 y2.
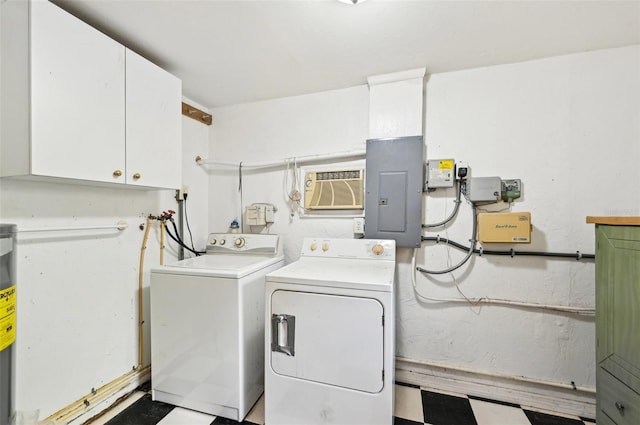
219 239 226 245
310 243 318 251
234 238 245 248
322 243 330 252
210 239 217 245
372 244 384 256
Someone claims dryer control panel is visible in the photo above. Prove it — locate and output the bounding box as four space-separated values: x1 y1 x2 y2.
300 238 395 260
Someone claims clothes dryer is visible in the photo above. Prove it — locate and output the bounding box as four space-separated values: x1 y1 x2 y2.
150 233 283 421
265 238 396 425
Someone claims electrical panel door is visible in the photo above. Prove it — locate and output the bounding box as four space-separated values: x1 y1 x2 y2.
365 136 424 248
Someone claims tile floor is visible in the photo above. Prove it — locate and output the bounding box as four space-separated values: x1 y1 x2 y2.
86 382 596 425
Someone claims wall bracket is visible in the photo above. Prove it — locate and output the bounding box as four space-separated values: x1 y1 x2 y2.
182 102 212 125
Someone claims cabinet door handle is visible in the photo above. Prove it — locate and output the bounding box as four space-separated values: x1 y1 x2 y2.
615 401 625 411
133 173 141 180
113 170 122 177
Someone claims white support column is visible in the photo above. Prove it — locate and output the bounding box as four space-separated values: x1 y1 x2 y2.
367 68 426 139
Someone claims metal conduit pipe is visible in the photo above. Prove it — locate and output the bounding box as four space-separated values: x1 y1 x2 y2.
416 206 478 275
421 236 595 260
422 181 463 229
411 249 595 314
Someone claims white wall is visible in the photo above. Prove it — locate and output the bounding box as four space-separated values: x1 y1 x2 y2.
207 85 370 262
0 108 209 421
412 44 639 386
207 45 639 395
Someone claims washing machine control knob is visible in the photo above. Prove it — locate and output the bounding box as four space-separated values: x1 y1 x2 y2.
322 243 330 252
310 243 318 251
234 238 245 248
372 244 384 256
219 239 226 245
210 239 217 245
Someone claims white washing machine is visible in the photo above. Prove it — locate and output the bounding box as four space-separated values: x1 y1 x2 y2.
150 233 284 421
265 237 396 425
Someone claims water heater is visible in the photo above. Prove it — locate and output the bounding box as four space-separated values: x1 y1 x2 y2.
0 224 16 425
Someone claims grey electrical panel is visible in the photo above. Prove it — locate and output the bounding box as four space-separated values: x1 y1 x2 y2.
365 136 424 248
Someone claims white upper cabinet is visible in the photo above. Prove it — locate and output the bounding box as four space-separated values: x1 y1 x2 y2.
0 0 181 189
31 0 126 183
125 50 181 189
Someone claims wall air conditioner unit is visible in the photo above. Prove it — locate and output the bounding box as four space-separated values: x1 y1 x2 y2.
304 169 364 210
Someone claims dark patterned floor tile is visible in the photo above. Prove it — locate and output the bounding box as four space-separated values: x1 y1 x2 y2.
211 416 259 425
105 394 173 425
421 390 477 425
394 417 423 425
524 409 584 425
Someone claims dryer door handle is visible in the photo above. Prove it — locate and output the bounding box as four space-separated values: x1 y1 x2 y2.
271 314 296 356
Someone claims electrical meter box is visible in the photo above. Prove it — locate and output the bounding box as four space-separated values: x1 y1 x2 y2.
426 159 455 189
478 212 531 243
365 135 424 248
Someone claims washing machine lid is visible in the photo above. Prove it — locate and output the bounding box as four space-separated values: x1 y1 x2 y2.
151 254 284 279
266 257 395 292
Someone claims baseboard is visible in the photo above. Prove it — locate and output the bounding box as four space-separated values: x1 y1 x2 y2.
37 366 151 425
395 357 596 420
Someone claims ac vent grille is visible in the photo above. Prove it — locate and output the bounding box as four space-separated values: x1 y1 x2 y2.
304 169 364 210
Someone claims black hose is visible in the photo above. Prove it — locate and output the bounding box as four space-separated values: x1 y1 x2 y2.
165 222 206 256
183 196 197 251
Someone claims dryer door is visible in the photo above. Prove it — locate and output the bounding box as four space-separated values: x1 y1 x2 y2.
269 290 385 393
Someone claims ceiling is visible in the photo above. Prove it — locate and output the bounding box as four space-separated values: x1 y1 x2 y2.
53 0 640 109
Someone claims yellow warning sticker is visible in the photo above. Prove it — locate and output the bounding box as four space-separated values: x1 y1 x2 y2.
0 285 16 351
439 160 454 170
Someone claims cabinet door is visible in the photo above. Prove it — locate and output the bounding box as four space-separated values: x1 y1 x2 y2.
31 1 126 183
125 49 182 189
596 226 640 393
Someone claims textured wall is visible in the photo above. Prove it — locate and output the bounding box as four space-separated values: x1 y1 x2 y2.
0 109 210 420
207 46 640 391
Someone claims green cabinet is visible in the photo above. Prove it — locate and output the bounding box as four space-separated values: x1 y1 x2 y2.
594 224 640 425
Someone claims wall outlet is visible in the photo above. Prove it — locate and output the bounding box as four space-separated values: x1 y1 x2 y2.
353 217 365 234
176 185 189 201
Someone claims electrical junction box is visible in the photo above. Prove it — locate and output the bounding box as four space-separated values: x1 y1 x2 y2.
501 179 522 202
467 177 501 203
478 212 531 243
426 159 455 189
246 203 275 226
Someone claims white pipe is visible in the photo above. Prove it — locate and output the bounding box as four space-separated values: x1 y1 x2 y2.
18 221 128 233
196 149 366 170
411 249 595 315
42 365 151 424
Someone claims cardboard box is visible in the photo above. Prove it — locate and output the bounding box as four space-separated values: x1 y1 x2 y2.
478 212 531 243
